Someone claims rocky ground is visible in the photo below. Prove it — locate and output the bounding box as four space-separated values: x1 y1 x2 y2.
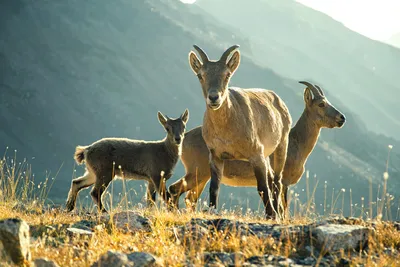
0 204 399 267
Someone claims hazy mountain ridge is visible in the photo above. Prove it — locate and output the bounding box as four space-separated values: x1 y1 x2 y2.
0 0 398 215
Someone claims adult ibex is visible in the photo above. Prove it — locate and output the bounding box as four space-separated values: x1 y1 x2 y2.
169 82 345 214
174 45 292 219
66 109 189 212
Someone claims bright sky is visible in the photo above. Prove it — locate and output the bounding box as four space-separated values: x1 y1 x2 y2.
180 0 400 41
295 0 400 40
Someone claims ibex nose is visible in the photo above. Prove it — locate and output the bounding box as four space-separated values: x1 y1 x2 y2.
208 94 219 103
175 137 181 144
336 114 346 126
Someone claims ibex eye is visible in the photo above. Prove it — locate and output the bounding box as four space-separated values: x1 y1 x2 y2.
318 103 325 108
197 74 203 80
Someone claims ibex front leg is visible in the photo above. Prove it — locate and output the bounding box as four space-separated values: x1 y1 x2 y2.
250 155 277 220
209 149 224 211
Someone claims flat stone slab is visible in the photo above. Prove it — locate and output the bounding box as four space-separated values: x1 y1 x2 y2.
313 224 371 252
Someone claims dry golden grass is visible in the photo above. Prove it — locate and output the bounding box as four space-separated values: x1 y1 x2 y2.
0 202 396 267
0 150 399 267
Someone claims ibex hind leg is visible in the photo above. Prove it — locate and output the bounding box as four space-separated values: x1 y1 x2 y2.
169 172 208 210
168 174 192 209
90 171 113 213
272 137 289 220
186 180 207 210
151 174 173 208
185 180 207 211
66 170 96 212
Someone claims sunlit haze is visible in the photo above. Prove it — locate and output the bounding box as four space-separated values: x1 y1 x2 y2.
180 0 197 3
297 0 400 40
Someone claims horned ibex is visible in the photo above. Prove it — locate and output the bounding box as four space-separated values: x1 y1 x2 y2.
66 109 189 212
169 82 346 214
174 45 292 219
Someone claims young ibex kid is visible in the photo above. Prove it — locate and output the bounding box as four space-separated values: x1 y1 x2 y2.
66 109 189 212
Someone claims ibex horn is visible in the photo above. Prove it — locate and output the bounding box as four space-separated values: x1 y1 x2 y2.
314 84 325 96
299 81 322 97
219 45 240 63
193 45 209 63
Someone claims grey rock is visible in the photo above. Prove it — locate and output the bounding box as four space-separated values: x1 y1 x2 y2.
12 202 42 215
383 247 399 257
298 257 315 265
186 218 307 241
112 211 152 233
313 224 371 252
336 258 351 267
71 219 98 231
66 227 94 240
30 225 57 238
126 252 162 267
277 258 294 266
174 224 209 247
245 255 292 266
90 250 134 267
0 218 31 265
91 251 161 267
202 252 245 266
191 218 255 237
33 258 60 267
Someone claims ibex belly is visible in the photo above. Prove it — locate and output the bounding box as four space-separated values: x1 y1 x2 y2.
206 137 249 160
222 160 257 187
221 175 257 187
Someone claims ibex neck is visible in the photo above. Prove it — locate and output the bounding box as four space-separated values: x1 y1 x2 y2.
289 110 321 160
163 138 181 159
204 94 233 126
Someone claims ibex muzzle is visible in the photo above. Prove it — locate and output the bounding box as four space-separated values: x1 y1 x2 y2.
189 45 240 110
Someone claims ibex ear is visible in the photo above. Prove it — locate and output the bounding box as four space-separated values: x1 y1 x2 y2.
189 52 202 74
157 111 168 127
181 109 189 124
227 51 240 74
304 87 313 107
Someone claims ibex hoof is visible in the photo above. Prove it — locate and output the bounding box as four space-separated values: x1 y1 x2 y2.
65 201 75 213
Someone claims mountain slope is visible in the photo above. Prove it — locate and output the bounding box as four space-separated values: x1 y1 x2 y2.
0 0 398 216
195 0 400 139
